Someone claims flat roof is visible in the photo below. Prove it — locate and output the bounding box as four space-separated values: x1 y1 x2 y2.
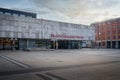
0 7 37 18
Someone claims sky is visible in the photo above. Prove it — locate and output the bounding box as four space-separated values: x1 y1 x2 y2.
0 0 120 25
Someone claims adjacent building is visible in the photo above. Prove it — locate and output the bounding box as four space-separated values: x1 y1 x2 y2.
91 18 120 49
0 8 95 50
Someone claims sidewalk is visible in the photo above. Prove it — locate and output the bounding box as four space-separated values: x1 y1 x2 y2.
0 49 120 72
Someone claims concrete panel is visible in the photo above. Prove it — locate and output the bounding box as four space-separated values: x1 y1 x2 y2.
0 14 95 41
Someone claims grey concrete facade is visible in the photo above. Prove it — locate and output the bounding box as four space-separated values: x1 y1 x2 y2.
0 8 95 50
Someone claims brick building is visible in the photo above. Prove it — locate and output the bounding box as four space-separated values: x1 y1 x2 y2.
91 18 120 49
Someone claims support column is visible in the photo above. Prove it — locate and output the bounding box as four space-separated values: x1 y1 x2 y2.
26 39 29 49
115 41 118 49
12 39 15 50
78 41 80 49
53 41 55 49
105 41 107 48
56 41 58 49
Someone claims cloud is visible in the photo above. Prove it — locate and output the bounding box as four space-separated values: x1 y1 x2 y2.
31 0 87 17
30 0 120 24
1 0 120 24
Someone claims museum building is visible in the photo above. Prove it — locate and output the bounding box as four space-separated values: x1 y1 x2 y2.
0 8 95 50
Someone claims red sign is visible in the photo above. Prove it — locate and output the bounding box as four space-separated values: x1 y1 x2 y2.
51 34 84 39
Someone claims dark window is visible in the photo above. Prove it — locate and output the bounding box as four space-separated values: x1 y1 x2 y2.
113 36 116 39
108 36 110 39
118 30 120 33
119 36 120 39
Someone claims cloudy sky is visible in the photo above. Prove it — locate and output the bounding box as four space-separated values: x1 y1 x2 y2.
0 0 120 25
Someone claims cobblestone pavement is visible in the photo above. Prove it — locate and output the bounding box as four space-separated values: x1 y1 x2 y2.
0 49 120 80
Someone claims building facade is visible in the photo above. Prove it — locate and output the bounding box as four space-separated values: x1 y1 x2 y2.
0 8 95 50
91 18 120 49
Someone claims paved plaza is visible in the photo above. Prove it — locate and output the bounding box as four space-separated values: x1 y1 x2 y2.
0 49 120 80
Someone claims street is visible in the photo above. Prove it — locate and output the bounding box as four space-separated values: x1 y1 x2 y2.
0 49 120 80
